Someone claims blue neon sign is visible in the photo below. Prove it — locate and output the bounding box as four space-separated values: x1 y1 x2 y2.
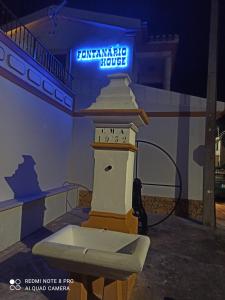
76 45 129 69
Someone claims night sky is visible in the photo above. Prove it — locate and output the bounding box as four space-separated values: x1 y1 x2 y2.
2 0 225 100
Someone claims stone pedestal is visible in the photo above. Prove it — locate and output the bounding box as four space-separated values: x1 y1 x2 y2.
69 73 149 300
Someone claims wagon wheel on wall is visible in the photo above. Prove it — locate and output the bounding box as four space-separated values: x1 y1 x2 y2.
134 140 182 229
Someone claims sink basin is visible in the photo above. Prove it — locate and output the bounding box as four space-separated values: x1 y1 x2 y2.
32 225 150 280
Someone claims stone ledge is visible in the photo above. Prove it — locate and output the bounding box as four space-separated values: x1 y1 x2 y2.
0 184 76 213
78 190 203 222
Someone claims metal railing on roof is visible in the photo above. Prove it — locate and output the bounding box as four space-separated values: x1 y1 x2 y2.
0 0 73 87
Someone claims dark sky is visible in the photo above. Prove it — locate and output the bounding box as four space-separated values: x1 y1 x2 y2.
2 0 225 100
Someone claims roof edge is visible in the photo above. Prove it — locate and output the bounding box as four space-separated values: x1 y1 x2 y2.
19 5 142 31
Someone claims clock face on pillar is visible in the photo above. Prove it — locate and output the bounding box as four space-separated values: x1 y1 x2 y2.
95 127 131 144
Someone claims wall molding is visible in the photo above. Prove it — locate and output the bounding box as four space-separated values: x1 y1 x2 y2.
0 66 73 115
0 32 75 115
74 110 224 118
146 111 207 117
91 142 137 152
78 108 149 124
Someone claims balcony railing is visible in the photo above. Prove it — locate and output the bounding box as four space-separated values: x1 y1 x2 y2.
0 0 73 87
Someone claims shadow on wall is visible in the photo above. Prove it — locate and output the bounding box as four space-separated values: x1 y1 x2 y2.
73 76 109 110
5 155 47 240
175 95 190 218
193 145 205 167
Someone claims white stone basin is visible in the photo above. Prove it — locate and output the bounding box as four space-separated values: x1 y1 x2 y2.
32 225 150 280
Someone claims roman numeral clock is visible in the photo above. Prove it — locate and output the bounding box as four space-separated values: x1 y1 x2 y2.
81 73 149 234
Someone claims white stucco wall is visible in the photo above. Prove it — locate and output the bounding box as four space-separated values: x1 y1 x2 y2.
0 71 78 251
69 116 94 190
70 83 225 202
132 85 224 201
0 74 74 201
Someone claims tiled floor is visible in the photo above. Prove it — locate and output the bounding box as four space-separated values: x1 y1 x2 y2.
0 208 225 300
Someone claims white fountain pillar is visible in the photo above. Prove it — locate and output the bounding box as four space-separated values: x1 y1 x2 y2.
81 73 149 233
